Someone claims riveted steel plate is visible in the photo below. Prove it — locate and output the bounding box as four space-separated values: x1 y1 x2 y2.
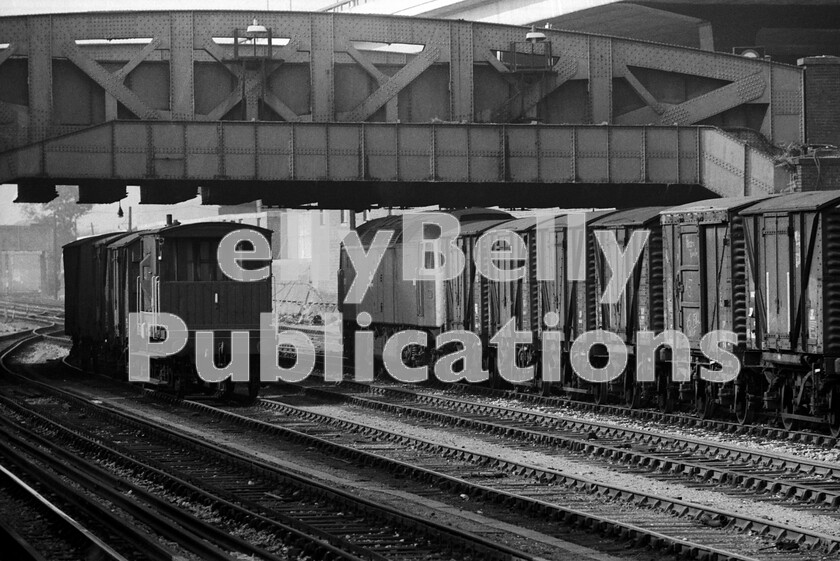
0 10 806 154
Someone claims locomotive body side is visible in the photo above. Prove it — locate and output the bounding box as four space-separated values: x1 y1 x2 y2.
339 215 443 367
338 209 514 372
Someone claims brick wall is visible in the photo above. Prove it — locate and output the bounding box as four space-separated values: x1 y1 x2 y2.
794 157 840 191
799 56 840 147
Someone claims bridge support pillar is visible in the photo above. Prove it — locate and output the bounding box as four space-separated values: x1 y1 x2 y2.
77 180 127 204
140 181 199 204
14 180 57 203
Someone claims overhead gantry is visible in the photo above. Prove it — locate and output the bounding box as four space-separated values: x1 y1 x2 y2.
0 11 803 207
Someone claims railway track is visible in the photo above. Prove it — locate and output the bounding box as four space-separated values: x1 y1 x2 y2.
8 328 839 559
293 326 840 445
0 299 64 324
0 461 132 561
454 383 840 446
146 390 837 560
0 334 537 561
289 382 840 508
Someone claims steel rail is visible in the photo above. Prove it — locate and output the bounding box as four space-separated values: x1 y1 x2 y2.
182 397 774 560
441 381 840 447
140 389 818 560
0 419 314 561
0 463 131 561
300 334 839 446
302 383 840 507
0 393 391 561
0 333 321 561
246 396 838 555
0 341 535 561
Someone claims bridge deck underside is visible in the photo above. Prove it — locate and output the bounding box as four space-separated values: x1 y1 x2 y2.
1 121 780 208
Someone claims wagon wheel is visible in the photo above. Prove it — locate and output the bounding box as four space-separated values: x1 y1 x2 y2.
247 379 261 402
828 386 840 439
694 378 714 419
592 383 606 405
213 378 235 400
656 374 675 413
624 371 640 409
485 350 503 389
733 383 755 425
171 369 186 400
117 349 129 381
540 380 554 396
780 382 797 431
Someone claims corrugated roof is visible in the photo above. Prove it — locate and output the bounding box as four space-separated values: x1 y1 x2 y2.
354 208 514 245
662 195 774 215
591 206 669 227
154 221 273 238
490 217 537 232
63 232 124 250
549 209 618 227
107 231 145 249
739 191 840 214
93 232 134 249
460 218 515 237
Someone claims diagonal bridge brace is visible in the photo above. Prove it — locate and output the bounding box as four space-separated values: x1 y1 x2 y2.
338 45 441 122
0 43 26 147
201 37 303 122
344 43 398 121
201 66 302 122
490 58 579 122
0 43 23 121
0 42 15 67
61 39 161 120
659 72 766 126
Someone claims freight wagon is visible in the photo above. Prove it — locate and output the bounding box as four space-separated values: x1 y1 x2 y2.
339 193 840 435
64 221 272 399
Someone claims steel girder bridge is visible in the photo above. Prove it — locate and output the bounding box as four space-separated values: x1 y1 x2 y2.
0 11 802 208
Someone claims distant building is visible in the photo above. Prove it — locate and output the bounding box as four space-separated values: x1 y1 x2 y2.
0 224 58 297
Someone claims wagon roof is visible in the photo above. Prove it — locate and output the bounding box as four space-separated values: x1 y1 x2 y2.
661 195 774 215
739 191 840 214
547 209 618 227
459 218 516 236
93 232 134 248
153 221 273 239
62 231 125 250
355 208 513 244
591 206 668 227
107 231 144 249
487 216 537 232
